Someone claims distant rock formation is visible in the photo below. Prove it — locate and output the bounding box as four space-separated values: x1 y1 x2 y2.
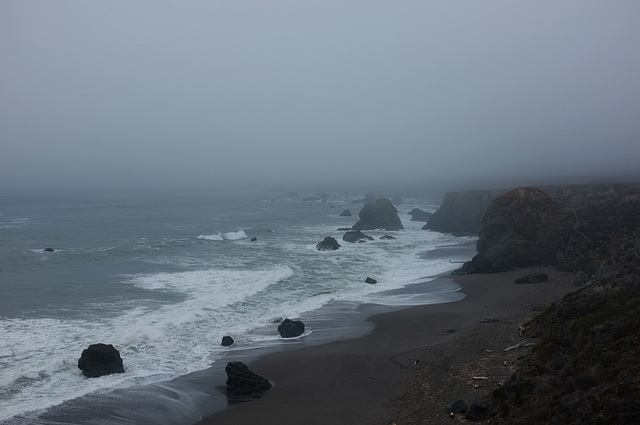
316 236 341 251
343 230 373 243
352 193 377 205
339 209 352 217
225 361 272 400
424 189 504 235
77 343 125 378
277 318 305 338
353 198 403 231
458 183 640 274
408 208 432 222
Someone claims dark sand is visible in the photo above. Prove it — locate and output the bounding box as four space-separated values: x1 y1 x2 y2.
194 267 577 425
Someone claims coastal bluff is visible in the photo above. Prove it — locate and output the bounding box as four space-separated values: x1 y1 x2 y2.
457 183 640 274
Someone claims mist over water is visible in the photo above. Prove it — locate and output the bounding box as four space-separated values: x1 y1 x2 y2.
1 1 639 198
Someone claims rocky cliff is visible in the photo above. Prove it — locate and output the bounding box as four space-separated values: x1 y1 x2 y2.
423 189 504 235
458 183 640 274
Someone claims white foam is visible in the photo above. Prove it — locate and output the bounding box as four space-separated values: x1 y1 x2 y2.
197 229 247 241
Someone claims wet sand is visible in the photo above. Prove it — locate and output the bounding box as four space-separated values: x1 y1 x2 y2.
193 266 576 425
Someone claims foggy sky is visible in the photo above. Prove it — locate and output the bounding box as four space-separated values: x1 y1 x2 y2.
2 1 639 196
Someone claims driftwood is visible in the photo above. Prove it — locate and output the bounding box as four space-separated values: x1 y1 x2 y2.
503 342 535 351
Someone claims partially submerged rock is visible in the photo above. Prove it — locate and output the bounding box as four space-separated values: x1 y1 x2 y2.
343 230 372 243
316 236 340 251
353 198 403 231
221 336 235 346
225 361 272 400
408 208 432 222
277 318 305 338
77 343 125 378
365 277 377 284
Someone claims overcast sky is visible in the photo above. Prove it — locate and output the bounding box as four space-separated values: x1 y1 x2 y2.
1 1 639 196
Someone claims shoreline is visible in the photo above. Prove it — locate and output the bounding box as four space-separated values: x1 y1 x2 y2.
193 266 577 425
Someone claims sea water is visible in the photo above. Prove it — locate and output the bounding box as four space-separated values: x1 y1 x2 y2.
0 189 473 424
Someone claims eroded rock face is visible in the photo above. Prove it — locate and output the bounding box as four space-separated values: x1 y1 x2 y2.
352 198 403 231
424 189 504 235
225 361 272 400
77 343 125 378
408 208 432 222
459 184 640 274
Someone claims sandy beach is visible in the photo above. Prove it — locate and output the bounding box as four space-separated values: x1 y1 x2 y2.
194 266 577 425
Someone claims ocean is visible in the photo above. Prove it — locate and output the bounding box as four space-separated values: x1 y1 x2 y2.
0 189 473 425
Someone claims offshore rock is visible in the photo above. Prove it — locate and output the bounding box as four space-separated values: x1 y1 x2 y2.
424 189 504 235
44 247 55 252
77 343 125 378
352 198 403 231
339 209 352 217
343 230 372 243
408 208 432 222
277 318 305 338
365 277 377 284
316 236 340 251
221 336 235 346
225 361 272 400
380 235 396 240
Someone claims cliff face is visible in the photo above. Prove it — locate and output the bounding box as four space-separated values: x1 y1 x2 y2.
423 189 504 235
458 183 640 274
490 230 640 424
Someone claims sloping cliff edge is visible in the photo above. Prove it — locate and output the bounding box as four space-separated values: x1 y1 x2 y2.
432 183 640 424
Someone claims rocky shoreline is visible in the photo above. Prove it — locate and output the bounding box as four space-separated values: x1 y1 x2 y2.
194 182 640 424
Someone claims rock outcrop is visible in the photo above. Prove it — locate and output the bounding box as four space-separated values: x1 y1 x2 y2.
316 236 340 251
221 336 234 346
408 208 432 222
277 318 305 338
77 343 125 378
423 189 504 235
459 184 640 274
339 209 352 217
490 229 640 424
352 198 403 231
225 361 272 400
342 230 373 243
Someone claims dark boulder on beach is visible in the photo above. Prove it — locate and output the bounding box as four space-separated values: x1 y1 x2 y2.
424 189 504 235
316 236 341 251
77 343 125 378
225 361 272 400
343 230 372 243
277 318 305 338
339 209 352 217
221 336 235 346
408 208 432 222
353 198 403 231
